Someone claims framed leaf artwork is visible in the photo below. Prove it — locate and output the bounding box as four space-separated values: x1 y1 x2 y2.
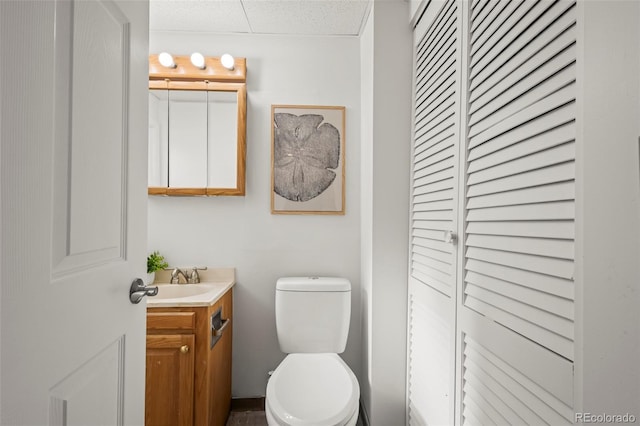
271 105 346 215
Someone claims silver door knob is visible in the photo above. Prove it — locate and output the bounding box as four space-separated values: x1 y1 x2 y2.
444 230 457 245
129 278 158 304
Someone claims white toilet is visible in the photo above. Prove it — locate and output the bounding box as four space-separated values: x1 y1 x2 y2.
266 277 360 426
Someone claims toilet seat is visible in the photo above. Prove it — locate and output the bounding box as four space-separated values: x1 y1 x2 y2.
266 353 360 426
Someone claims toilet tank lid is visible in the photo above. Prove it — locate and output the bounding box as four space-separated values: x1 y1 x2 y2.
276 277 351 292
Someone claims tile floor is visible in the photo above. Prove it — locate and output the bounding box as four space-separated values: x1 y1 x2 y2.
226 406 365 426
226 410 268 426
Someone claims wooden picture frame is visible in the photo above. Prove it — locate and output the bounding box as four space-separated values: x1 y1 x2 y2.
271 105 346 215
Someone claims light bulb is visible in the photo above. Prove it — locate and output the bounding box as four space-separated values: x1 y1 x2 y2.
190 52 206 69
158 52 175 68
220 53 235 71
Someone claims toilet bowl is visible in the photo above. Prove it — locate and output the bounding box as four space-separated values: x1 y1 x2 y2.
266 353 359 426
268 277 359 426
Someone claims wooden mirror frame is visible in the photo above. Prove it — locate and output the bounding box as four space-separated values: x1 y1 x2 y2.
148 54 247 196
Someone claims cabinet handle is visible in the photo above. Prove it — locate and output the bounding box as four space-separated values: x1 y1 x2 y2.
180 345 189 354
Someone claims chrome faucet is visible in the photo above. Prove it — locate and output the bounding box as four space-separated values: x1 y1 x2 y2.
189 267 207 283
170 268 189 284
169 266 208 284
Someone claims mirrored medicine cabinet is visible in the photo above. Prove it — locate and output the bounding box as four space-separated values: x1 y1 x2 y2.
148 54 247 196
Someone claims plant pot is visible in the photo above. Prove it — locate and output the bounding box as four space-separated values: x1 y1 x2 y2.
147 271 156 285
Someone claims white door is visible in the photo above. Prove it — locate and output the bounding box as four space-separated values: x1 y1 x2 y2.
0 0 149 424
407 1 462 424
407 1 577 424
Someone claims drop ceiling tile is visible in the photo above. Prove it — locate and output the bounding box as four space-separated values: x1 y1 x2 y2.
150 0 251 33
241 0 370 35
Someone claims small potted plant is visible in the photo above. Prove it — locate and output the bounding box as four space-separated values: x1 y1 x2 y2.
147 251 169 284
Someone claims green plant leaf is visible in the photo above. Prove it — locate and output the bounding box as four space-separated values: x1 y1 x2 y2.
147 251 169 273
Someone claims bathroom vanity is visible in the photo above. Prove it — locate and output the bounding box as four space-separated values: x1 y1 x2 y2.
145 269 234 426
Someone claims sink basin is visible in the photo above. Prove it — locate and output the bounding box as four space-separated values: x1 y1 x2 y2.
146 269 235 307
148 282 234 307
154 284 212 299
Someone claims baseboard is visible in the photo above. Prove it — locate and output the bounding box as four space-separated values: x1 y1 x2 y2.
230 397 266 412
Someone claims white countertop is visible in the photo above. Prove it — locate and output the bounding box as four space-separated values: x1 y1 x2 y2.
147 268 235 308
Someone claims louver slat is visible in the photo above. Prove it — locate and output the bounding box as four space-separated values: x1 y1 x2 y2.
470 0 499 35
416 87 456 135
466 162 575 198
465 234 574 259
466 180 574 209
468 83 575 143
416 1 456 67
470 0 527 61
466 220 574 240
467 141 575 185
470 11 576 106
469 38 576 119
466 246 573 280
467 121 574 173
470 0 576 89
415 134 455 165
463 333 574 425
468 65 576 138
465 270 573 319
467 102 575 161
465 258 573 299
413 177 454 198
464 0 576 364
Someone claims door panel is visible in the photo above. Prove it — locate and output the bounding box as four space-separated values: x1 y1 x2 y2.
463 0 577 361
408 279 454 426
407 1 461 424
52 0 128 275
0 0 149 424
460 0 577 423
50 338 126 426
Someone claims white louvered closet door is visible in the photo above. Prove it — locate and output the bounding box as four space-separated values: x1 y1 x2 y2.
461 0 576 424
407 1 461 425
408 0 577 424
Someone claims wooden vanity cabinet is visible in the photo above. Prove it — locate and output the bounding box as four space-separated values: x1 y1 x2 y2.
145 288 233 426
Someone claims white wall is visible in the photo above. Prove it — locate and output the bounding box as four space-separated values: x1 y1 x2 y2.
148 32 362 397
360 10 374 423
575 1 640 415
360 1 412 424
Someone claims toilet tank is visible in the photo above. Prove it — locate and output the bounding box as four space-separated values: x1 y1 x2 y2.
276 277 351 354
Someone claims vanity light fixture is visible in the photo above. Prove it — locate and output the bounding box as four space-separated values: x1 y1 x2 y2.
190 52 206 69
158 52 176 68
220 53 235 71
150 53 246 84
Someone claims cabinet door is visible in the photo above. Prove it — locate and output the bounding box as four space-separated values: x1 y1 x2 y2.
146 334 195 426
